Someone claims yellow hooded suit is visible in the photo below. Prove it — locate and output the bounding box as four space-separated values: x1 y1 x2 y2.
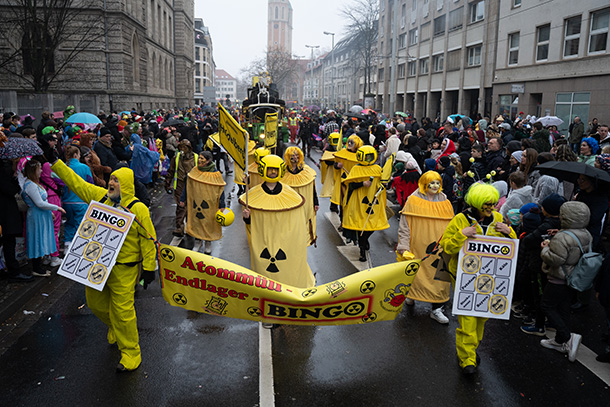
341 164 389 232
239 183 315 289
185 168 226 241
51 160 157 371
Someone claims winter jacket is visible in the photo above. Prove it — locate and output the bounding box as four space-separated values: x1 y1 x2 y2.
532 129 552 153
485 149 505 175
94 141 120 171
0 159 23 235
541 201 592 282
500 185 534 219
384 134 401 158
575 190 609 249
568 121 585 144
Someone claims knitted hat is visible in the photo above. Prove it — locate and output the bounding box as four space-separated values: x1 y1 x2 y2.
522 210 542 232
506 209 521 226
424 158 437 171
511 150 523 162
438 156 451 168
541 193 566 216
519 202 538 215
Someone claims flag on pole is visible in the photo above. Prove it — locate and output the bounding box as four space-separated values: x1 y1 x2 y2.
264 112 278 149
217 103 247 170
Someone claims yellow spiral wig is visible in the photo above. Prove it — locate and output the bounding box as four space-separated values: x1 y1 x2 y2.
465 183 499 210
284 146 304 170
418 170 443 194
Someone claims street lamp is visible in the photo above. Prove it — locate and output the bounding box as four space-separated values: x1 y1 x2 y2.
305 44 319 105
323 31 335 109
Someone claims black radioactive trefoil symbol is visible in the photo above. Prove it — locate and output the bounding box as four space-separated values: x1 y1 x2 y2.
193 199 210 219
260 248 287 273
361 196 378 214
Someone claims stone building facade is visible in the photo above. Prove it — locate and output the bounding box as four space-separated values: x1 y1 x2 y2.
194 18 216 106
0 0 194 116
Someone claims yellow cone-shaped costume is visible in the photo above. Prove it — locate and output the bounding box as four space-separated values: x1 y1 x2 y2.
247 161 264 188
319 150 336 198
185 169 226 241
282 164 317 245
341 164 389 231
331 149 359 205
234 140 256 186
239 184 315 288
399 192 454 303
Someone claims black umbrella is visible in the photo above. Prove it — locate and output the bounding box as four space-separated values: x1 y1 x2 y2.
0 137 43 159
201 105 216 113
161 118 184 128
537 161 610 186
345 112 366 120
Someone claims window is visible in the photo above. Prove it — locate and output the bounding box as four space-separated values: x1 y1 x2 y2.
536 24 551 61
555 92 590 134
434 15 446 36
421 22 431 41
564 16 581 57
408 61 417 76
449 7 463 31
508 32 519 65
409 28 418 45
467 45 481 65
420 57 429 74
589 9 609 54
378 68 385 81
433 54 444 71
437 0 443 10
398 63 406 78
513 0 521 7
469 1 485 23
399 33 406 48
446 49 462 70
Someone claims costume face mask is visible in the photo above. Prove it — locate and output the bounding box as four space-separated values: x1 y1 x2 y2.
480 201 496 217
427 180 441 194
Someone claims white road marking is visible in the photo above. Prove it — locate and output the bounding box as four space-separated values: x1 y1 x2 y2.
259 323 275 407
325 212 372 269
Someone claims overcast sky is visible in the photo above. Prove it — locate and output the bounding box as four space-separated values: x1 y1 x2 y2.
194 0 348 78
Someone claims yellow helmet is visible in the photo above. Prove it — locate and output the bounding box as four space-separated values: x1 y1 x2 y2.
284 146 304 170
215 208 235 227
328 132 341 147
258 154 286 182
356 145 377 165
254 147 270 164
347 134 364 151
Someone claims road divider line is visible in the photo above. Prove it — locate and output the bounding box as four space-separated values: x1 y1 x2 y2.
259 323 275 407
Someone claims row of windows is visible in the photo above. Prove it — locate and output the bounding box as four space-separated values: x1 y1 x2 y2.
508 9 609 66
381 44 481 80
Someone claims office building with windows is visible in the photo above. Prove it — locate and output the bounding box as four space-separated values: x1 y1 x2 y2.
194 18 216 106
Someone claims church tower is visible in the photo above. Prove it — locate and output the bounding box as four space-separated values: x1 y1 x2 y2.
267 0 293 54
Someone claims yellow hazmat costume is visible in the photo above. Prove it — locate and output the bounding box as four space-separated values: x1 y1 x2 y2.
185 167 226 241
397 171 454 303
341 164 389 232
234 140 256 186
51 160 157 371
283 147 317 245
439 184 516 370
319 132 341 198
239 156 315 288
331 135 362 205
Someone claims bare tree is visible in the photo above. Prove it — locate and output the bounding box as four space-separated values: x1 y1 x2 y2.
0 0 105 92
340 0 379 99
241 48 300 98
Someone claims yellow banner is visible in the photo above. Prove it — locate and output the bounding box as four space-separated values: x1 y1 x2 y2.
159 244 420 325
264 112 278 149
217 103 247 170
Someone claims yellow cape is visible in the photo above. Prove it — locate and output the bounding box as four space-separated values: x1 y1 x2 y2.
239 184 314 288
331 149 358 205
400 194 454 302
185 169 226 241
341 165 389 231
282 165 317 245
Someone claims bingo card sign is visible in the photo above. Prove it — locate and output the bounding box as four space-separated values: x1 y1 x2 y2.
58 201 135 291
452 236 519 320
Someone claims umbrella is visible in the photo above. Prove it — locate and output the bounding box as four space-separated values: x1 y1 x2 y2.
536 116 563 127
362 109 376 115
201 105 216 113
537 161 610 186
349 105 363 113
345 112 366 120
0 137 43 159
395 111 408 118
307 105 320 112
161 118 184 128
65 112 102 125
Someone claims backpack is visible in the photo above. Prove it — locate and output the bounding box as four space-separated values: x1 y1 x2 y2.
560 230 603 292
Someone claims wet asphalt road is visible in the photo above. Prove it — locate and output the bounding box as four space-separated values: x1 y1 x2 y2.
0 145 609 406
